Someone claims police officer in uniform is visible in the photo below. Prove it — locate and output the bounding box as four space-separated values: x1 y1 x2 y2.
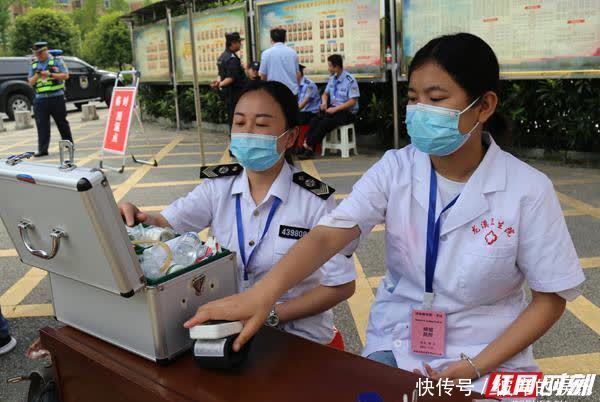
212 32 247 128
28 41 73 157
299 54 359 159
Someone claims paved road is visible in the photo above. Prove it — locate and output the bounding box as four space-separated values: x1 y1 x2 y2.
0 109 598 401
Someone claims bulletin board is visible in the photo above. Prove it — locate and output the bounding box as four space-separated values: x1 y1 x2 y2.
400 0 600 79
255 0 385 82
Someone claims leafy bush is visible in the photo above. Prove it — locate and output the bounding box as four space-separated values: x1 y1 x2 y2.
138 85 228 125
10 8 81 55
139 79 600 152
80 12 131 70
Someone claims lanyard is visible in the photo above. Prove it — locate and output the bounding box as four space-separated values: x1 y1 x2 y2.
235 194 281 281
424 167 459 308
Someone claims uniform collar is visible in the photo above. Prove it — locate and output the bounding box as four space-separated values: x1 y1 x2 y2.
273 42 285 47
231 160 293 206
412 132 506 236
335 70 347 81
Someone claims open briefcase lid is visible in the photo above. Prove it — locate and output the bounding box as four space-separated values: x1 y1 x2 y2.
0 155 144 297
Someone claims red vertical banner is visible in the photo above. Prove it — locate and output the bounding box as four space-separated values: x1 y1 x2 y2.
102 87 137 155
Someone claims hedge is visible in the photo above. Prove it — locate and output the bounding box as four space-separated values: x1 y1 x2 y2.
139 79 600 152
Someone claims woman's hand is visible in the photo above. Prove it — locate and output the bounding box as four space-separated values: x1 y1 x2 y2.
183 286 276 352
413 361 479 383
119 202 152 227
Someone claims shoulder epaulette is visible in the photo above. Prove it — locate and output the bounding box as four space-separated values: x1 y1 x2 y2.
200 163 243 179
292 172 335 200
346 74 354 82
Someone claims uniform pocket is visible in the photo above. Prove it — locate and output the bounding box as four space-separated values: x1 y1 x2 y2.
458 245 523 306
273 236 297 258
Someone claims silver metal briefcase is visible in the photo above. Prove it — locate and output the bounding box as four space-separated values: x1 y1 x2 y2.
0 150 238 363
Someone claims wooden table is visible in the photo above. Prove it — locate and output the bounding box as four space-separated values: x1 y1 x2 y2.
41 326 481 402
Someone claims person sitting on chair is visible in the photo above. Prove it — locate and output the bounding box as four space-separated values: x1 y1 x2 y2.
298 54 359 160
297 64 320 125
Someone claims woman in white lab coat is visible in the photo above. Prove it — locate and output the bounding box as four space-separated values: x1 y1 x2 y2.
120 80 356 347
184 33 585 389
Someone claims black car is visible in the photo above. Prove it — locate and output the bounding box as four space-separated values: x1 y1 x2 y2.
0 56 118 120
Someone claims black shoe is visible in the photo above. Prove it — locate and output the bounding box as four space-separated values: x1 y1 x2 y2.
34 151 49 157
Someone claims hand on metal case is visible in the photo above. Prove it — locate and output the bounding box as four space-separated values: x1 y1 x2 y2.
325 107 337 115
118 202 150 227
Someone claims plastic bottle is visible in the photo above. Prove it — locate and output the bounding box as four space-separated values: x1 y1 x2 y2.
172 232 202 267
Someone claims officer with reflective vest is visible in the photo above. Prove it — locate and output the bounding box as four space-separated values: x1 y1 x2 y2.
28 41 73 157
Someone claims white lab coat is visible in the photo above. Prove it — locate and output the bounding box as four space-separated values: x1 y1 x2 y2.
319 133 585 391
162 162 356 344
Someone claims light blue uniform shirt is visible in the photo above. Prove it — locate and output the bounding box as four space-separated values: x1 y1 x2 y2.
28 55 68 99
259 42 300 95
325 70 360 114
298 76 320 113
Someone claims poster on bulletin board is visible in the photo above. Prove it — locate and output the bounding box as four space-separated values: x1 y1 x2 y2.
401 0 600 79
256 0 384 82
132 22 171 83
172 5 249 84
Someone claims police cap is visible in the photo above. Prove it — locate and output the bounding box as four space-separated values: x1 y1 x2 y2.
32 41 48 52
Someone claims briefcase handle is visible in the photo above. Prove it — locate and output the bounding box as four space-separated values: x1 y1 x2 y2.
18 219 68 260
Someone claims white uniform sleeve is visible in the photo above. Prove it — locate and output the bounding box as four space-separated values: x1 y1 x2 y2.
161 180 214 234
317 195 357 287
318 150 394 255
517 178 585 300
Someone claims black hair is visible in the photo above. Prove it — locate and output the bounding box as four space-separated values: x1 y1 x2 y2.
328 54 343 69
408 32 508 141
236 80 299 164
226 38 240 49
299 65 305 75
270 28 286 43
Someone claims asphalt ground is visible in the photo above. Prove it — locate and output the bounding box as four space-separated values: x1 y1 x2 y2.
0 106 598 401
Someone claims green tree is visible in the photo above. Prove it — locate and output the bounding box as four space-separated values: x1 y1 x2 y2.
31 0 55 8
80 0 100 37
81 12 131 69
0 0 12 55
107 0 129 13
10 8 81 55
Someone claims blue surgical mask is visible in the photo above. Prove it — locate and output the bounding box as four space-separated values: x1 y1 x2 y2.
405 97 480 156
230 130 289 172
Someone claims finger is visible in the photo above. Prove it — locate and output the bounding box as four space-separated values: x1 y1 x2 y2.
424 363 436 377
413 369 423 376
135 212 147 224
233 315 263 352
183 297 242 328
183 309 212 328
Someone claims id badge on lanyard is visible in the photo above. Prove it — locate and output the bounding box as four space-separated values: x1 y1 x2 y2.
410 167 458 358
236 195 281 291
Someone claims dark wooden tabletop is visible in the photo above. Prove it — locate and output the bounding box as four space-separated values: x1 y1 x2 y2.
41 326 481 402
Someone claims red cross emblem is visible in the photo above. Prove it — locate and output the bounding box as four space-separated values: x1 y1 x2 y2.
485 230 498 245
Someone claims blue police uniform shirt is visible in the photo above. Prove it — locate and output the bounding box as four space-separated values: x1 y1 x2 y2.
325 70 360 114
258 43 300 95
28 55 68 98
298 76 320 114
